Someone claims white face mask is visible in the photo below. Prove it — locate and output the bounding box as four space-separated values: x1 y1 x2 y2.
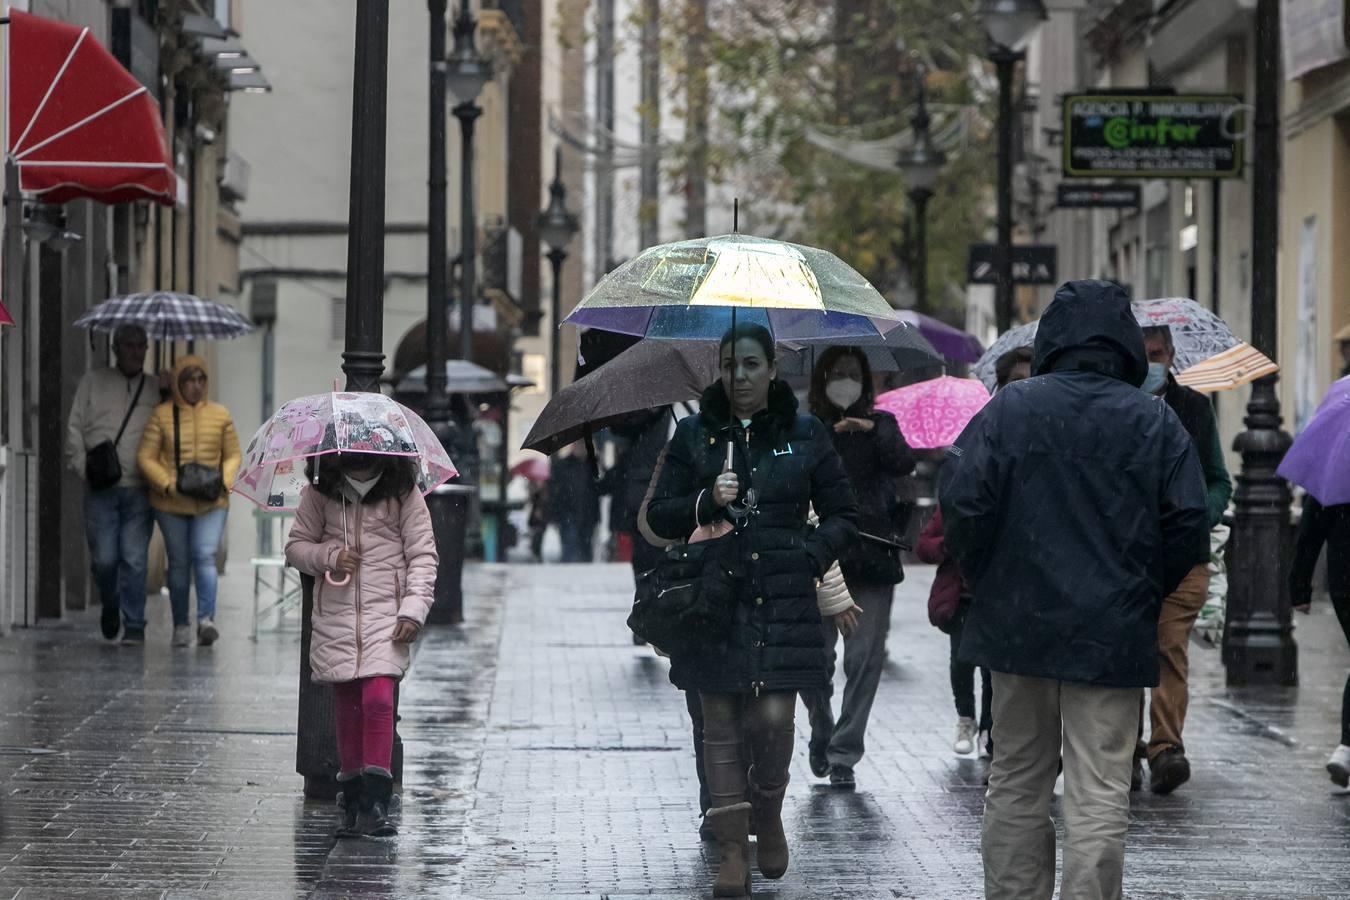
345 473 381 498
1140 362 1168 395
825 377 863 411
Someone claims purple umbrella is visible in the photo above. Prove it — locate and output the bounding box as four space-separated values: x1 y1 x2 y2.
1277 376 1350 506
897 311 984 363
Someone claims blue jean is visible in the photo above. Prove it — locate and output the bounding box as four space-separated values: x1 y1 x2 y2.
154 507 227 626
558 521 594 563
85 487 153 629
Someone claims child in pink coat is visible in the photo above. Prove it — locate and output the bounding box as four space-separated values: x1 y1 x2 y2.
286 452 438 838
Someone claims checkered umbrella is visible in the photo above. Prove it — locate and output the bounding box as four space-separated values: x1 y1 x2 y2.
73 291 255 341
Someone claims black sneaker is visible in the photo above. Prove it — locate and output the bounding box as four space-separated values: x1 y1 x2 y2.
100 605 120 640
809 733 830 778
828 764 855 790
120 627 145 645
1149 748 1191 795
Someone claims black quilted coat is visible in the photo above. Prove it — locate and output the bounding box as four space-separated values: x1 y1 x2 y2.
646 380 859 694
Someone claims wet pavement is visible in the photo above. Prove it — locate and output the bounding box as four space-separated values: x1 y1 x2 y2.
1 561 1349 898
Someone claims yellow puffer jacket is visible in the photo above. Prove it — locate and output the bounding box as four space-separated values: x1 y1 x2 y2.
137 355 242 516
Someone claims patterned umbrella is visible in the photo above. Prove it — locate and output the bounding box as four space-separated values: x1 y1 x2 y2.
970 298 1280 392
232 391 457 511
875 376 990 449
1133 298 1277 391
563 233 904 342
74 291 255 341
1277 376 1350 506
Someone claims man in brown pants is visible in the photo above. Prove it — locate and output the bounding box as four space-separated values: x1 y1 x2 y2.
1137 326 1233 795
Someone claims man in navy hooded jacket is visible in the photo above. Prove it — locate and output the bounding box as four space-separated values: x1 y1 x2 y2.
939 280 1209 900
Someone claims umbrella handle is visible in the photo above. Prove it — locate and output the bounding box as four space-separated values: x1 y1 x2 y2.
325 570 351 587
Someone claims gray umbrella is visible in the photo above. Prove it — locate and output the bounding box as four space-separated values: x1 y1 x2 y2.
972 320 1038 390
522 340 717 455
396 360 533 395
778 324 943 377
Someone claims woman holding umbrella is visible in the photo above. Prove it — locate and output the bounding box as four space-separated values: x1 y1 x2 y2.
646 324 858 897
799 346 915 790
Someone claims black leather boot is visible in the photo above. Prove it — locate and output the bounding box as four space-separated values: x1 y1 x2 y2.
335 774 362 838
361 769 397 837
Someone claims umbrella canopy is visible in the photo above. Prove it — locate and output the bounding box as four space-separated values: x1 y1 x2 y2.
74 292 254 341
232 392 457 510
875 376 990 449
896 311 985 363
563 233 904 342
777 324 943 376
0 299 13 327
973 321 1039 390
510 455 550 483
395 360 533 395
523 340 717 455
1277 376 1350 506
970 299 1279 392
1133 297 1277 391
6 9 175 205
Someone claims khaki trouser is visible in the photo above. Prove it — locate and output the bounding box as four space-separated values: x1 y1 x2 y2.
1142 564 1210 760
983 673 1138 900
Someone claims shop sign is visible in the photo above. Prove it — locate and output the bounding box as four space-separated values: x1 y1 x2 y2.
1062 94 1244 179
966 244 1057 285
1056 184 1141 208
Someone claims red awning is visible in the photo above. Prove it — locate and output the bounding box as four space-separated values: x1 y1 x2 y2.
6 9 175 205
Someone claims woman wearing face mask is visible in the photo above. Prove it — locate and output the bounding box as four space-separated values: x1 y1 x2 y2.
799 346 916 789
646 324 858 897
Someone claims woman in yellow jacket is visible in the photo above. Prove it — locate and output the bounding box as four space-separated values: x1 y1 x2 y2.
138 355 241 647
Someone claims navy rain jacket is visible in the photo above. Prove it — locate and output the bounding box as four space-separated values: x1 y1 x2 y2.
938 280 1210 688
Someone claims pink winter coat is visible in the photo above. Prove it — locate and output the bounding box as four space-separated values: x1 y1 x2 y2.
285 485 438 683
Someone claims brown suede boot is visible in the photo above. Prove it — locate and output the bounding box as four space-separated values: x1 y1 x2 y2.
748 767 788 878
706 802 752 897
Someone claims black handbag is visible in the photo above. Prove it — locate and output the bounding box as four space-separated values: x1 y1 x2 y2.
173 405 224 502
627 534 738 657
85 375 146 492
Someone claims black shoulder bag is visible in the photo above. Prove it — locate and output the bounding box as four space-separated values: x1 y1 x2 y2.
85 375 146 492
173 405 225 502
628 533 739 657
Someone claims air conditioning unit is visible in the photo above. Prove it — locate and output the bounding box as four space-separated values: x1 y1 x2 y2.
219 152 251 203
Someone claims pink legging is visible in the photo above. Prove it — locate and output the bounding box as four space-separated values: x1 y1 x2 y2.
334 676 396 776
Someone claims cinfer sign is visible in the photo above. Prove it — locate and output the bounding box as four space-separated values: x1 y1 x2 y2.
1063 94 1244 178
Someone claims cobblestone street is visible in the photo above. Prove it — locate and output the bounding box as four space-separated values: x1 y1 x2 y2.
2 561 1349 898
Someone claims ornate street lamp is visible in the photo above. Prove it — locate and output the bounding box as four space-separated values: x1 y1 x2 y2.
895 68 945 314
979 0 1045 332
446 0 492 363
538 147 580 398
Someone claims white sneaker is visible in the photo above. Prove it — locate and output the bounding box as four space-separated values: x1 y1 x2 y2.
197 618 219 646
172 625 192 647
954 717 977 755
1327 744 1350 788
978 729 992 759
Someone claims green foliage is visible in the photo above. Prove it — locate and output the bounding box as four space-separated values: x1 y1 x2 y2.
654 0 994 321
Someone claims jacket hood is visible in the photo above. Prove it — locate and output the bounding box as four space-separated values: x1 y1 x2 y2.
1032 280 1147 387
169 354 210 407
699 378 799 437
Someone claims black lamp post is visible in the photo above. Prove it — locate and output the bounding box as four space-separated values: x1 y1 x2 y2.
1223 0 1296 686
539 147 580 398
979 0 1045 333
297 0 390 798
895 68 945 314
446 0 491 362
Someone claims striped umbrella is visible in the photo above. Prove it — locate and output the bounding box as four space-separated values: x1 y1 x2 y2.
74 291 255 341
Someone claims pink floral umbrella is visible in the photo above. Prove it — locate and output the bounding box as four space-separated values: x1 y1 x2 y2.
232 391 457 511
875 376 990 449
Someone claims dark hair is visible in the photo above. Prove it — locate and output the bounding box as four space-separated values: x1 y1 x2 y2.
304 453 420 505
808 346 875 419
1141 325 1174 350
995 346 1034 387
718 323 776 364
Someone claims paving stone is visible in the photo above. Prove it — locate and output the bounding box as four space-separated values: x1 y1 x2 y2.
1 561 1348 897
